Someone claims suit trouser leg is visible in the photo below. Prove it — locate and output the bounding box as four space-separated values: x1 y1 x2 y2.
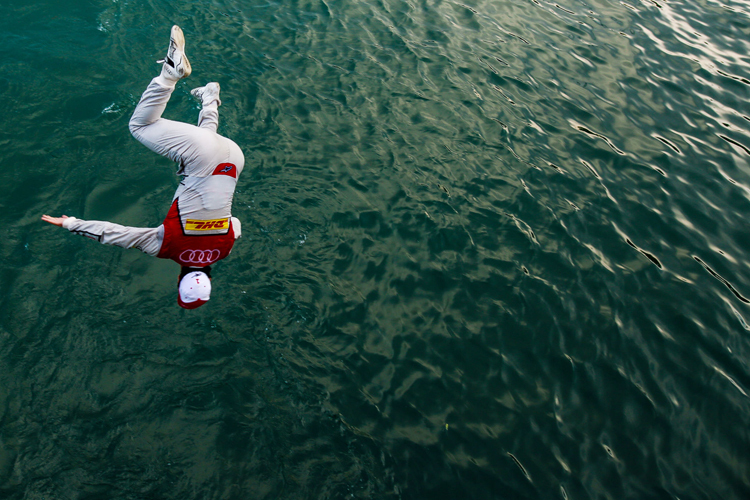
129 77 243 177
129 78 221 173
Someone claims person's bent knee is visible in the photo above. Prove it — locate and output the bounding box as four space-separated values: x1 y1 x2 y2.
129 118 145 137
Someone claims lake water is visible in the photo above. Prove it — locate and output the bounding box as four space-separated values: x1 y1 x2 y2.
1 0 749 498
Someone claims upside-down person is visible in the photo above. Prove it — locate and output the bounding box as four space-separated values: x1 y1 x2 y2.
42 25 244 309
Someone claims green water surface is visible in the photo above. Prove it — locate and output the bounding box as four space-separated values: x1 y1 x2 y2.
1 0 749 498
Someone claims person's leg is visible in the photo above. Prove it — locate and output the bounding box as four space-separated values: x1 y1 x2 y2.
191 84 245 178
128 26 220 174
129 23 191 128
129 80 231 177
197 101 219 133
192 82 222 133
128 77 175 134
129 105 217 169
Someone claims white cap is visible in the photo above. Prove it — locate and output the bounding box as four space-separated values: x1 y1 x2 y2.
178 271 211 307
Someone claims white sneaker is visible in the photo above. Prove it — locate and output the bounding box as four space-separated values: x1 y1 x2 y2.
157 25 191 81
191 82 221 106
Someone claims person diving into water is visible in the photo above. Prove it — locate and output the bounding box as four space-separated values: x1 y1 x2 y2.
42 25 245 309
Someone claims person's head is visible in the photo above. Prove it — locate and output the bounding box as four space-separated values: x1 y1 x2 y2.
178 266 212 309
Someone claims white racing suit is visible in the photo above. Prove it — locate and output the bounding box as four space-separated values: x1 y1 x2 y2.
62 77 245 268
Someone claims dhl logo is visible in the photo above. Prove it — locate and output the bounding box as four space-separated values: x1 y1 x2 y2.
185 218 230 231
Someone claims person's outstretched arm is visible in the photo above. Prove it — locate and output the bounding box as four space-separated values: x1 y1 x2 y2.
42 215 164 257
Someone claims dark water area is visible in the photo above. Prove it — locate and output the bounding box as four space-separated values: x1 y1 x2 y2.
1 0 750 498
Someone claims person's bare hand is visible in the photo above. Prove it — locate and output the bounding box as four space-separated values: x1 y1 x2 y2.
41 214 69 227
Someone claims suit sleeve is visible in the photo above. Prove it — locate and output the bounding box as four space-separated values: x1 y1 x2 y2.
231 217 241 239
62 217 164 257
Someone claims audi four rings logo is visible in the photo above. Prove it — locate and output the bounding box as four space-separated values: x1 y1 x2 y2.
179 249 221 264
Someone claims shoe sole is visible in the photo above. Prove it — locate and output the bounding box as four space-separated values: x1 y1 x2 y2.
171 25 191 78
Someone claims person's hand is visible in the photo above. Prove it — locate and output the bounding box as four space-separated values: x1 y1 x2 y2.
41 214 69 227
